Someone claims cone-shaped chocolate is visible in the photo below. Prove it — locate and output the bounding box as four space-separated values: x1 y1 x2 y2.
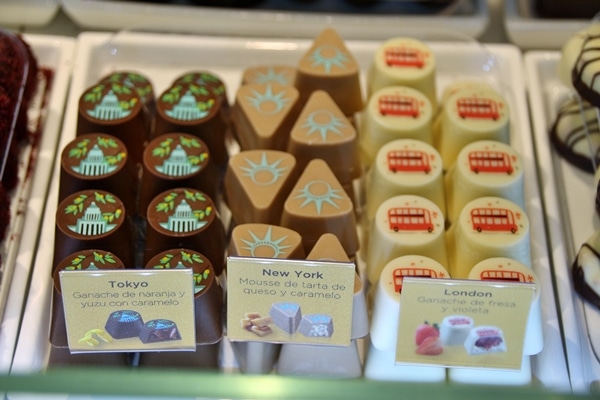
281 159 359 256
294 28 363 117
224 150 298 225
229 223 305 260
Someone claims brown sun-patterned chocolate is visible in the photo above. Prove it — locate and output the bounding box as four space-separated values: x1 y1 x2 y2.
241 65 297 87
77 82 147 164
54 190 133 269
59 133 137 214
139 133 217 215
154 82 228 166
280 158 359 257
229 223 305 260
144 188 225 274
294 28 363 117
144 248 223 344
224 150 298 225
287 90 361 187
231 82 301 151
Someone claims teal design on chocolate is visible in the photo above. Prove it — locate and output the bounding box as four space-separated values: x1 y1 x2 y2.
309 45 349 73
177 72 225 96
66 251 117 270
104 72 153 101
155 191 212 233
71 143 120 176
85 86 135 121
150 250 210 294
240 152 288 186
240 226 291 258
64 192 122 236
111 310 141 323
251 67 292 86
162 84 215 121
152 136 206 177
245 84 291 115
295 180 343 215
302 110 346 141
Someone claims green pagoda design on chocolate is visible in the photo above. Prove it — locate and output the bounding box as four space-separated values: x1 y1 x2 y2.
250 67 293 86
69 137 125 177
309 45 349 73
65 251 117 271
150 250 211 295
162 84 215 121
152 136 207 177
240 152 288 186
295 180 343 215
240 226 292 258
155 191 212 233
302 110 346 141
65 192 122 235
245 84 291 115
84 84 137 121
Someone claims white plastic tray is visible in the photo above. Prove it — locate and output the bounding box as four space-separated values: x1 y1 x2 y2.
525 51 600 393
0 0 60 27
0 33 75 373
60 0 489 40
11 31 568 392
504 0 591 50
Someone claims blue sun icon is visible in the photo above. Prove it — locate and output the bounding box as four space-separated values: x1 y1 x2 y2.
241 226 292 258
302 110 347 141
295 180 344 215
251 67 293 86
245 84 291 115
240 152 289 186
309 45 350 73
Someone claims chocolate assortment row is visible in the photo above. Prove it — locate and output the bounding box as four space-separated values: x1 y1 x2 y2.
49 28 541 383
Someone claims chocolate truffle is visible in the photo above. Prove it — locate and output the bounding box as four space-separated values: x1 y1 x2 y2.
54 190 133 269
573 229 600 311
105 310 144 339
573 32 600 106
294 28 363 117
154 81 229 166
139 133 217 214
77 81 147 164
144 188 225 274
59 133 137 214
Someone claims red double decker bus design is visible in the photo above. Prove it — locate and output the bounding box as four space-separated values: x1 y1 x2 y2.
456 97 500 120
384 46 425 68
470 208 518 233
388 207 434 233
468 150 513 174
393 267 443 293
478 269 533 283
387 150 431 173
378 95 420 118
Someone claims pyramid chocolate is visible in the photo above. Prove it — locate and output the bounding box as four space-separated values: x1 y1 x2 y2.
287 90 361 186
224 150 298 225
280 159 359 256
294 28 363 117
229 223 305 259
231 83 301 151
241 65 297 87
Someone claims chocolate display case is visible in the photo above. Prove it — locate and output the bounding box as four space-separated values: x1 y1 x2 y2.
2 27 578 398
0 32 75 373
504 0 597 49
525 51 600 393
59 0 489 40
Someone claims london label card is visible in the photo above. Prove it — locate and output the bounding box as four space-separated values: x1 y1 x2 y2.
227 256 355 346
60 269 196 353
395 278 535 370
